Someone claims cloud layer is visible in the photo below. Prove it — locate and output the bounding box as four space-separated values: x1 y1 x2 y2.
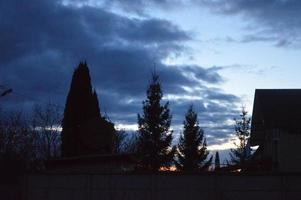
199 0 301 47
0 0 241 147
98 0 301 48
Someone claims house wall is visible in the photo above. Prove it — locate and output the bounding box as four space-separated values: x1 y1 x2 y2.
279 132 301 172
258 129 273 160
20 173 301 200
260 129 301 172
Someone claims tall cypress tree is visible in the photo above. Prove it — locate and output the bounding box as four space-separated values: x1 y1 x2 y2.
61 62 102 157
175 105 212 171
136 72 175 171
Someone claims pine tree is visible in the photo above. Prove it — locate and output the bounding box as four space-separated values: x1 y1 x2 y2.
229 107 252 168
175 105 212 171
136 72 175 171
214 151 220 170
61 62 112 157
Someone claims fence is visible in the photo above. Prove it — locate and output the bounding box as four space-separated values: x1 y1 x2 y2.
7 172 301 200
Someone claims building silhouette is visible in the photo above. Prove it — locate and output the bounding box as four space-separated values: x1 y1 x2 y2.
250 89 301 172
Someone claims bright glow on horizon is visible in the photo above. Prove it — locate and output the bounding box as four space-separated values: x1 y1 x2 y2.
115 122 240 152
115 123 138 131
163 94 202 101
207 137 237 151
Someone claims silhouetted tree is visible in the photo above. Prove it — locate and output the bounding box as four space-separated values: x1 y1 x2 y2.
175 105 212 171
61 62 115 157
136 72 175 170
229 107 252 168
31 103 62 160
214 151 220 170
0 111 37 172
114 130 127 154
114 131 139 154
123 133 139 154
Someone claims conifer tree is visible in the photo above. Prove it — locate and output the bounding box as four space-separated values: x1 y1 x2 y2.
175 105 212 171
214 151 220 170
61 62 104 157
136 72 175 170
229 107 252 168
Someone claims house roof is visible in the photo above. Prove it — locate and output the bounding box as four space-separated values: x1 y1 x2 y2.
251 89 301 145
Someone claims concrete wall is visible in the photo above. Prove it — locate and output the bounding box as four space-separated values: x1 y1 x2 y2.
23 173 301 200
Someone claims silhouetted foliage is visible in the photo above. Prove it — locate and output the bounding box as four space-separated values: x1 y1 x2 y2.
136 72 175 171
175 105 212 171
0 103 64 173
114 130 127 154
124 133 139 154
214 151 220 170
229 107 252 168
61 62 115 157
124 133 140 154
114 131 139 154
0 111 36 175
31 103 62 160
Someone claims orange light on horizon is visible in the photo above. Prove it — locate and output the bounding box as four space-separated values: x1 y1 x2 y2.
159 166 177 171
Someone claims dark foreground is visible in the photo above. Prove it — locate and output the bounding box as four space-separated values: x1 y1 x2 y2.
2 172 301 200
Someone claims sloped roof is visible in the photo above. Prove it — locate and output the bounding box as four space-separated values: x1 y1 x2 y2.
251 89 301 145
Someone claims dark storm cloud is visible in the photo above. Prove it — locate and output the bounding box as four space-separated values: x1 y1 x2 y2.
205 89 239 103
0 0 189 102
68 0 178 14
0 0 189 63
112 0 301 48
81 0 301 48
0 0 241 147
198 0 301 48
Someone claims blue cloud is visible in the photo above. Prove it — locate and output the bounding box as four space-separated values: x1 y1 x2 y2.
0 0 241 147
